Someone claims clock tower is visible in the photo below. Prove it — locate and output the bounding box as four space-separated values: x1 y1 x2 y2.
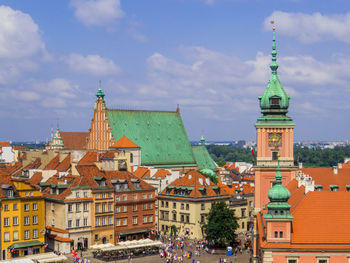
254 26 297 211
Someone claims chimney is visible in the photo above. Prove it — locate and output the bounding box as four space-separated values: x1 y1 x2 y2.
298 162 303 169
333 166 338 175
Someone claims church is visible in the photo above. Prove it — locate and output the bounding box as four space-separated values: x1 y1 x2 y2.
253 26 350 263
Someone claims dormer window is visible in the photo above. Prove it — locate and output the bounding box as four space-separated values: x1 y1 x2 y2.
315 185 322 191
346 185 350 191
330 185 338 191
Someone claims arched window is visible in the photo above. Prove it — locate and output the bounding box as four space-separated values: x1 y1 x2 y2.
130 153 134 163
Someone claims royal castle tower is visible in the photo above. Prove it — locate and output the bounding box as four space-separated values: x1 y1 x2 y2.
254 26 297 211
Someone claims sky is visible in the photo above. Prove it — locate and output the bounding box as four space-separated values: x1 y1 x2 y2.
1 0 350 142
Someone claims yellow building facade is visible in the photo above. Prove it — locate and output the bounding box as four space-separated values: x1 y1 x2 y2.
1 179 45 260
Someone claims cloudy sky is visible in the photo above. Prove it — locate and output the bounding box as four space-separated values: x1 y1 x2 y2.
1 0 350 142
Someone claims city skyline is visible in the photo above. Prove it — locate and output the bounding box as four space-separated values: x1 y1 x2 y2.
1 0 350 141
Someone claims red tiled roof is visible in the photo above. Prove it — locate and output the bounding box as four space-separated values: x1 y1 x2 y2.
100 151 115 159
44 154 60 170
134 167 150 179
60 132 88 149
28 172 43 186
24 158 41 170
152 169 171 179
110 136 140 148
104 170 154 190
0 142 10 147
78 151 98 165
301 167 350 191
56 154 71 172
46 226 69 233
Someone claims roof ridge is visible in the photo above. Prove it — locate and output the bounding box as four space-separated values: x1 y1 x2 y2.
106 109 178 113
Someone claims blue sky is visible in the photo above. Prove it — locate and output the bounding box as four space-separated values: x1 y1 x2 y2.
1 0 350 142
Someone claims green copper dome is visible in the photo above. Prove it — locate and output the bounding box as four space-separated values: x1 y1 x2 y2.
268 183 291 202
96 87 105 99
259 29 290 116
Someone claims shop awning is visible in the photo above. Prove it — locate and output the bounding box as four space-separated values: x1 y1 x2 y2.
119 229 150 236
8 240 44 249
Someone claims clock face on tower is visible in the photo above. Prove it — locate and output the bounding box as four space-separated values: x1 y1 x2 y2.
268 133 282 148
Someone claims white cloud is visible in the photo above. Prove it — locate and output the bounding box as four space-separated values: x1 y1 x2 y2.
0 6 48 59
64 53 120 76
70 0 124 27
264 11 350 43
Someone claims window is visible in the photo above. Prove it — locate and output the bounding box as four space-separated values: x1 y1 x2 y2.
33 215 38 225
241 208 246 217
84 192 88 198
68 220 72 228
133 194 137 200
116 219 120 226
200 214 205 223
4 232 9 242
108 203 113 211
173 213 177 221
13 231 18 241
116 206 120 213
122 195 127 201
102 216 106 226
24 230 30 240
7 190 13 197
270 97 280 105
52 219 55 226
94 234 99 240
24 204 29 211
51 203 55 211
279 231 283 238
317 259 329 263
108 192 112 198
95 203 100 212
13 216 18 226
165 201 169 208
4 204 9 211
84 218 88 226
143 194 146 199
133 204 137 211
76 203 81 212
68 204 73 212
242 222 245 229
181 203 184 209
173 202 176 209
116 196 120 202
181 214 184 222
4 217 9 226
102 193 106 199
76 219 80 227
133 217 137 225
148 203 152 209
143 204 147 210
122 206 127 212
149 215 153 223
130 153 133 163
24 216 30 225
95 217 100 227
122 218 127 226
13 203 17 210
186 204 189 210
76 192 80 198
83 202 88 211
272 151 278 160
186 215 190 223
143 216 147 223
108 215 113 225
161 201 164 207
148 193 152 198
33 229 38 239
102 203 106 212
274 231 278 238
201 203 205 210
287 260 297 263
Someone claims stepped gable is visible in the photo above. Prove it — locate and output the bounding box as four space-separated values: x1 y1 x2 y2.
105 109 196 166
60 132 88 149
160 170 230 198
134 167 150 179
301 167 350 191
44 154 60 170
110 136 140 148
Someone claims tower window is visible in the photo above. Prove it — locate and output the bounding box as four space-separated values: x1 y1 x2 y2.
279 231 283 238
274 231 278 238
270 97 281 107
272 152 279 160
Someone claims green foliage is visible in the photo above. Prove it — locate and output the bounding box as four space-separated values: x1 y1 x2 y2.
204 201 239 247
208 144 350 168
207 145 254 165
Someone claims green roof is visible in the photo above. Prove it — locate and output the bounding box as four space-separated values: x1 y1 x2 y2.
192 145 217 171
106 109 196 166
8 240 44 249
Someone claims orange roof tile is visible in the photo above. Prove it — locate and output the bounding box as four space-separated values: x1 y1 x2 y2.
24 158 41 170
44 154 60 170
0 142 10 147
56 154 71 172
110 136 140 148
78 151 98 165
46 226 69 233
152 169 171 179
60 132 88 149
28 172 43 186
134 167 150 179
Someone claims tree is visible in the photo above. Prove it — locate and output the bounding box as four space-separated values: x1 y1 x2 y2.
204 201 239 247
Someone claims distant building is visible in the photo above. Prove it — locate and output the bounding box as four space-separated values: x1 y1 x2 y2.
0 142 15 164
